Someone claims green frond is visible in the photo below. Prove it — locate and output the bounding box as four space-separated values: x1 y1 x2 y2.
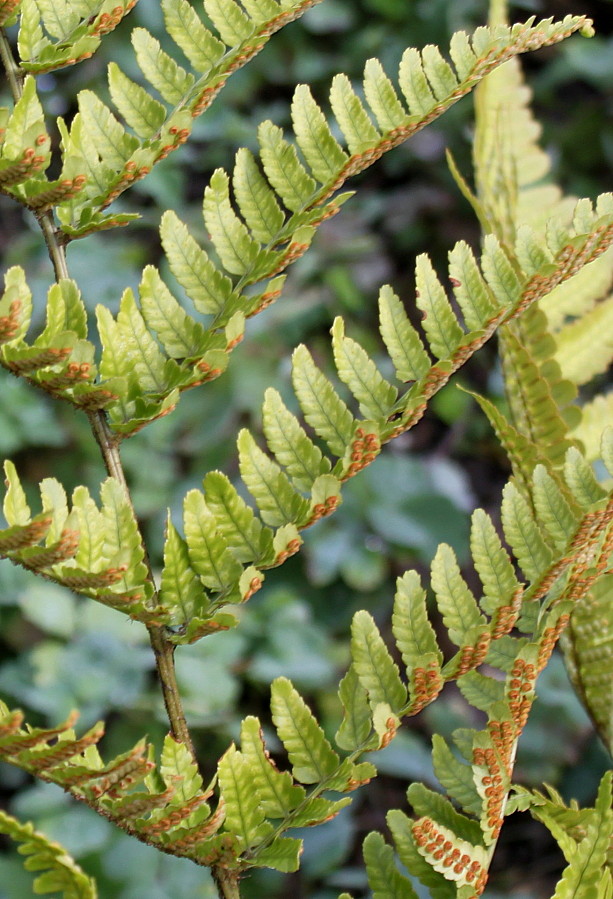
0 808 97 898
0 462 163 622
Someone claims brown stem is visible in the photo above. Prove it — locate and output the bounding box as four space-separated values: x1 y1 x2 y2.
212 868 241 899
0 27 24 100
86 408 197 759
0 26 197 764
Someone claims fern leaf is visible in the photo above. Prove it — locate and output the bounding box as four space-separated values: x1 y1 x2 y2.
2 459 31 526
132 27 194 105
204 0 252 45
262 388 331 491
239 716 304 817
162 0 225 73
270 677 339 784
335 665 375 751
553 294 613 386
77 91 139 170
159 734 204 808
233 148 285 244
387 808 457 899
139 266 208 359
258 120 317 212
217 744 273 848
99 477 148 593
392 571 442 671
183 489 243 592
0 266 32 345
431 734 483 817
291 84 348 183
237 429 310 527
331 317 398 420
107 63 166 139
159 210 234 316
431 544 486 647
362 57 407 133
414 254 464 359
202 471 269 564
160 514 208 621
550 773 612 899
291 344 355 457
329 73 380 155
114 287 172 394
532 465 579 551
448 241 499 331
16 0 46 61
363 830 418 899
250 835 302 873
470 509 521 619
378 285 431 382
407 782 485 847
0 809 97 898
351 610 408 713
203 168 262 276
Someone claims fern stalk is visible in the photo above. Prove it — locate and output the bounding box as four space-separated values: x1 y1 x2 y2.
0 22 196 764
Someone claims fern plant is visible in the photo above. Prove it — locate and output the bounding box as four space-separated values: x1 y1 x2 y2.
0 1 611 897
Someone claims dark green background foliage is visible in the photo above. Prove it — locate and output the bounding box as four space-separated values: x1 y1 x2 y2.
0 1 611 896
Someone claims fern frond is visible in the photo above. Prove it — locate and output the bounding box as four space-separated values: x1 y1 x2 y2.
0 808 97 898
0 461 163 622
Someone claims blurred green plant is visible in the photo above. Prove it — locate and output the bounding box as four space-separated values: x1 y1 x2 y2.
0 1 612 898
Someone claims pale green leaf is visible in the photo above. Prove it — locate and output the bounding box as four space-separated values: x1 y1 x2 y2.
421 44 458 100
237 430 310 527
2 460 31 527
398 47 436 115
239 716 304 817
258 120 317 213
532 465 579 550
233 148 285 244
139 266 208 358
270 677 338 784
335 665 374 751
108 63 166 139
329 73 380 155
351 610 407 713
448 241 498 331
332 317 397 420
160 732 203 801
160 210 234 316
430 544 486 646
115 288 168 393
217 744 272 848
415 254 464 359
363 58 407 132
363 831 418 899
262 388 330 491
203 168 261 276
132 28 194 105
378 285 431 382
162 0 225 73
392 570 442 671
183 489 243 591
470 509 521 616
203 471 268 564
203 0 252 45
160 514 208 620
291 84 348 184
291 344 355 457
